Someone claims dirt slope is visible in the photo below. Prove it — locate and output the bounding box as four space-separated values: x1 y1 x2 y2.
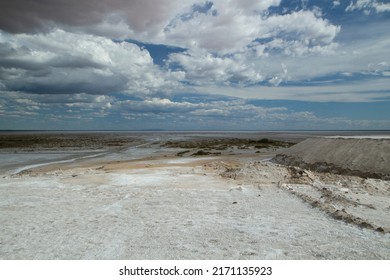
273 138 390 179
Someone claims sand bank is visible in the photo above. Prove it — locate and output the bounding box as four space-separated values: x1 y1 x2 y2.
273 137 390 179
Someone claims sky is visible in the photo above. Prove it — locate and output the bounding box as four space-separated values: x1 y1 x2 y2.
0 0 389 130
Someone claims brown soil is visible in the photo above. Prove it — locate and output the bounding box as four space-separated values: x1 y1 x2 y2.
0 133 142 150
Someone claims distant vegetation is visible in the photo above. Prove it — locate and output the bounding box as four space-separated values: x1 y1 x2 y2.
163 138 293 151
0 134 139 149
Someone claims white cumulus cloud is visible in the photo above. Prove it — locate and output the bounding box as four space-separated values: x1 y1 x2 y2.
0 29 184 96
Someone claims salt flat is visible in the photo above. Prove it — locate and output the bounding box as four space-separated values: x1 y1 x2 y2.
0 132 389 259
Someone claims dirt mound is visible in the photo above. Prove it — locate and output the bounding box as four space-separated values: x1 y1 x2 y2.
273 138 390 180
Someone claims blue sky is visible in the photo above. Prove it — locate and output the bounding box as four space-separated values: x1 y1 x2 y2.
0 0 389 130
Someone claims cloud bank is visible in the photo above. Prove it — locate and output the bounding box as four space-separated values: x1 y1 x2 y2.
0 0 389 130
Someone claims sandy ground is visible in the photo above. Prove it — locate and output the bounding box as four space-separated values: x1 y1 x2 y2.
1 133 390 259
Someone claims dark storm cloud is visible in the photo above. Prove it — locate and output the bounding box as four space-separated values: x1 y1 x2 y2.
0 0 103 32
7 78 125 95
0 0 179 33
0 46 103 70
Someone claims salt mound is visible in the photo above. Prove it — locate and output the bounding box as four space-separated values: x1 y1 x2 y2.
273 138 390 179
